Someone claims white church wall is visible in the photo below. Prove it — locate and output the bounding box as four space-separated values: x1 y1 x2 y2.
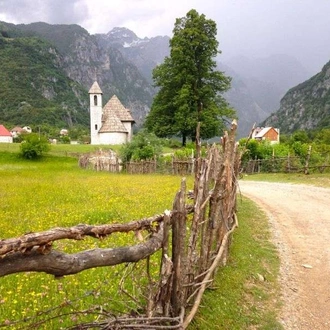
122 122 133 142
98 132 128 145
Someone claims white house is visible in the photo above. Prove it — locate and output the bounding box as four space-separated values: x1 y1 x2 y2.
89 81 135 145
0 125 13 143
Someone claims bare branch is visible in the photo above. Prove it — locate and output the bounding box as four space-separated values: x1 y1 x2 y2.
0 214 166 257
0 224 164 278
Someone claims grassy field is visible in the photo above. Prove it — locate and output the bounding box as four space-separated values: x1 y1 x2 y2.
0 144 283 329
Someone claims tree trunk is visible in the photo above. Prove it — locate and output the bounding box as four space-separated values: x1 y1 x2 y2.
182 133 187 147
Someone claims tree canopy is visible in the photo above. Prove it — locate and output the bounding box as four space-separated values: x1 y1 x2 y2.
145 9 235 145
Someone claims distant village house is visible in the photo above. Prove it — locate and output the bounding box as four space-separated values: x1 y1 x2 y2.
89 82 135 145
0 125 13 143
252 127 280 144
11 126 32 138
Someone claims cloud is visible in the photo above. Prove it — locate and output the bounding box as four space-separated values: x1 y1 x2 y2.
0 0 330 72
0 0 88 25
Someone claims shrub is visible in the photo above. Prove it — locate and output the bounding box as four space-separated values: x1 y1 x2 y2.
20 133 50 159
120 130 163 163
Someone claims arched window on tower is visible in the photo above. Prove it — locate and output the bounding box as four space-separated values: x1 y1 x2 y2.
94 95 98 106
95 124 98 130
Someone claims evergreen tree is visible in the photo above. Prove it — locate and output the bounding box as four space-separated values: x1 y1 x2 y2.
145 9 234 145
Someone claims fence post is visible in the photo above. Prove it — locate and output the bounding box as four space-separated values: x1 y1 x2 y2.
304 145 312 175
171 178 187 317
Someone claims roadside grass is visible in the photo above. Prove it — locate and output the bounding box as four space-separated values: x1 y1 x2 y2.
191 197 282 330
0 149 282 329
242 172 330 188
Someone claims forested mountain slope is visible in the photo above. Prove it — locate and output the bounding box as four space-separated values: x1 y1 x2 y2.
261 60 330 133
0 21 154 128
0 27 88 128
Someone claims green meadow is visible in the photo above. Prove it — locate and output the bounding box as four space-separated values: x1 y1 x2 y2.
0 144 282 329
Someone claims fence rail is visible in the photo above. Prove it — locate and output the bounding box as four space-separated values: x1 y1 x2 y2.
243 149 330 174
79 152 196 176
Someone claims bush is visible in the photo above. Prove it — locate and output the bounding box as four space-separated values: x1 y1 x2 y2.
120 130 163 163
164 138 181 149
20 133 51 159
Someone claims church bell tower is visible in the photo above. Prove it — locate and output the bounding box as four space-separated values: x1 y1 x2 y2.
88 81 103 145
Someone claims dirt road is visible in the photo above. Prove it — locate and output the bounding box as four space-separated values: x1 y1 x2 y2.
239 181 330 329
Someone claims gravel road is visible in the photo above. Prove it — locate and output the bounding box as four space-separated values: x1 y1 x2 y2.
239 181 330 329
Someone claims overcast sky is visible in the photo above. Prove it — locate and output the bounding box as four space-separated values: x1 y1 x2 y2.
0 0 329 74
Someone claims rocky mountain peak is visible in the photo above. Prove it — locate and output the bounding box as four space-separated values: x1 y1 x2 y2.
103 27 142 47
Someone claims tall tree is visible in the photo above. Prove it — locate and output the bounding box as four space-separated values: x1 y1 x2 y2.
145 9 234 145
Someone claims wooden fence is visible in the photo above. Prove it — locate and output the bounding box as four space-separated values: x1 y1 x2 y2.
79 152 196 175
1 121 241 329
243 148 330 174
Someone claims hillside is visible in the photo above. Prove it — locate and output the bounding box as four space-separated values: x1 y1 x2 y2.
261 61 330 133
0 26 89 128
0 21 155 129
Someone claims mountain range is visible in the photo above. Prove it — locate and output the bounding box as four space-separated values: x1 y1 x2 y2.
0 21 328 138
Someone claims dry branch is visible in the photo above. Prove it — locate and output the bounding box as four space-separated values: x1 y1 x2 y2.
0 208 193 258
0 224 165 277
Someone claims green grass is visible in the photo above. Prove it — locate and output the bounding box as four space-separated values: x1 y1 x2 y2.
191 198 282 330
0 142 122 157
0 148 283 329
0 151 192 328
242 172 330 188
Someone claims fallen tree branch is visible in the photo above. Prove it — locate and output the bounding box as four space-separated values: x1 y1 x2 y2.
0 224 165 278
0 206 194 258
0 215 164 257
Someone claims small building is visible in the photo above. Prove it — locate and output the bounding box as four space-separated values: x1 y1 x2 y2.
11 126 25 138
89 81 135 145
22 126 32 133
60 129 69 136
11 126 32 138
252 127 280 144
0 124 13 143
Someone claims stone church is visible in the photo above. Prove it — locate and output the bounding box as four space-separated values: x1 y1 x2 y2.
89 81 135 145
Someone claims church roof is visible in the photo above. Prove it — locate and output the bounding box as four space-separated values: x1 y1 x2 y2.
100 112 128 133
89 81 103 94
103 95 135 122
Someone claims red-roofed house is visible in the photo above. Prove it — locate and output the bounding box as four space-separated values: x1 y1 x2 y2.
0 125 13 143
252 127 280 144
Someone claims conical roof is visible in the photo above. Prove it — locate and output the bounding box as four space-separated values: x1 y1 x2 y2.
88 81 103 94
103 95 134 122
99 112 127 133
